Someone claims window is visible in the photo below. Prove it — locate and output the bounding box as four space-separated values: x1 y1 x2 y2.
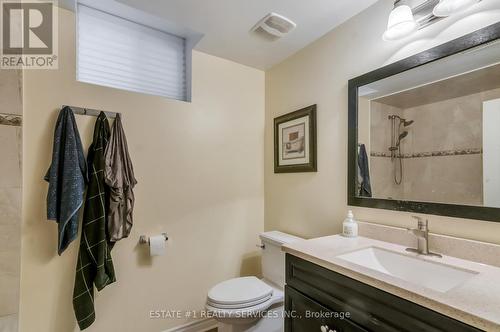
77 4 187 101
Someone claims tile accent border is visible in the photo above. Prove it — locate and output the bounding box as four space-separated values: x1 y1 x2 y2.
0 113 22 127
371 148 482 159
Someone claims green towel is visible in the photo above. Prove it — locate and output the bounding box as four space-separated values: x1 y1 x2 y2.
73 112 116 330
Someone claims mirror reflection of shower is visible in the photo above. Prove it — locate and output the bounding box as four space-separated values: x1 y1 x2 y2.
388 115 414 184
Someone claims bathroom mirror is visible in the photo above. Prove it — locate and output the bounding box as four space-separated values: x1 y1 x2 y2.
348 22 500 222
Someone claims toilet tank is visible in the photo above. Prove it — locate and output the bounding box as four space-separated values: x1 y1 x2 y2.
259 231 302 287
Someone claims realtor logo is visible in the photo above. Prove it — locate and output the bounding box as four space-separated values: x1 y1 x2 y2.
1 0 58 69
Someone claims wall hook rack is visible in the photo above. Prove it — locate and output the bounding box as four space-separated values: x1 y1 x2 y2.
63 105 120 119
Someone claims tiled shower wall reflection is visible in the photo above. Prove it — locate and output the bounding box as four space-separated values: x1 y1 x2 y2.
0 70 22 332
369 88 500 206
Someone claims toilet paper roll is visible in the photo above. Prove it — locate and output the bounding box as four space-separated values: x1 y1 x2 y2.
149 235 166 256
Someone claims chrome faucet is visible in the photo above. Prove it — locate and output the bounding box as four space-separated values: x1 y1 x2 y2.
406 216 441 258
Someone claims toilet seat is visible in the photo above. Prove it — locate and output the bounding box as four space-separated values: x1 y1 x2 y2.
207 277 273 307
207 294 272 309
205 277 284 319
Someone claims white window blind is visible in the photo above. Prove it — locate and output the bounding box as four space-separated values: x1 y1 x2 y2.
77 4 187 101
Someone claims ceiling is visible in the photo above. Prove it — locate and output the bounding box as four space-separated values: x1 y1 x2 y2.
374 63 500 109
358 37 500 109
73 0 378 70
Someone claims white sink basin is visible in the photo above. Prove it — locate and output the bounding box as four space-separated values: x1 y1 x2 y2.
336 247 478 293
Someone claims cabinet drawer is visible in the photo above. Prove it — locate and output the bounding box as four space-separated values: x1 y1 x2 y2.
286 254 483 332
285 285 368 332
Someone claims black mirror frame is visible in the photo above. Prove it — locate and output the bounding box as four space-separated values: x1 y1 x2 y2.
348 22 500 223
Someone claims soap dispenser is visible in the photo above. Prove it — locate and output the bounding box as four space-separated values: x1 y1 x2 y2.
342 210 358 238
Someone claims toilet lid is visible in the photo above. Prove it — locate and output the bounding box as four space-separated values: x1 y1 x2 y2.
207 277 273 306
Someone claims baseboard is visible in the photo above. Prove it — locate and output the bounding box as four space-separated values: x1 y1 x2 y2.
162 318 217 332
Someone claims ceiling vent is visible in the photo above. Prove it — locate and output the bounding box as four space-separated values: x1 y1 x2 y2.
251 13 296 40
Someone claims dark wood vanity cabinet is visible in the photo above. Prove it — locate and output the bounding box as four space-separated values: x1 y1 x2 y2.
285 254 483 332
286 285 368 332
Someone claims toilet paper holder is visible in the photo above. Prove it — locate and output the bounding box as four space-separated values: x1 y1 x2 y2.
139 233 168 245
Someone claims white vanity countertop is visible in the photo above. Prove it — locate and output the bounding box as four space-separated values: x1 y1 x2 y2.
283 235 500 331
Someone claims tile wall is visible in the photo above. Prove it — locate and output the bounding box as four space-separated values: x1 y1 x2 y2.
369 88 500 205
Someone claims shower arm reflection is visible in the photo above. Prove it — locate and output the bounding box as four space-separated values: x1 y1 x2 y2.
388 115 414 185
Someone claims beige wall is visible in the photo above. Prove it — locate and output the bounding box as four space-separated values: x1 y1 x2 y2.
20 7 264 332
0 70 22 331
265 0 500 243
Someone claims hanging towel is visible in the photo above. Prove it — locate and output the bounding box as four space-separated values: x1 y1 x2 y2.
73 112 116 331
104 113 137 242
358 144 372 198
45 106 87 255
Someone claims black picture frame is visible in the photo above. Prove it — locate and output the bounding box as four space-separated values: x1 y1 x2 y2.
348 22 500 223
274 105 317 173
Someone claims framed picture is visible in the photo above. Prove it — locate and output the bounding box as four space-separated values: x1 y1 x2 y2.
274 105 317 173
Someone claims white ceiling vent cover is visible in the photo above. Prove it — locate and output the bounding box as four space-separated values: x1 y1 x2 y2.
252 13 296 39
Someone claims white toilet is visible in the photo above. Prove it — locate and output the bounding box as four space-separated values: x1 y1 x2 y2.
205 231 302 332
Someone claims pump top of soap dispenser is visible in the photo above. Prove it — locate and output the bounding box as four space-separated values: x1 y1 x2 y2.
347 210 354 220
